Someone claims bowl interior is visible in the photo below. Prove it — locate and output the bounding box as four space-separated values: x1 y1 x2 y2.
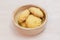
13 5 46 29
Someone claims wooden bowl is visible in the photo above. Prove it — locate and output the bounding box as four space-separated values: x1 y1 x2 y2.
12 4 47 36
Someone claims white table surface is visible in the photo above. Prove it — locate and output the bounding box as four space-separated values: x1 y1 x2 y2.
0 0 60 40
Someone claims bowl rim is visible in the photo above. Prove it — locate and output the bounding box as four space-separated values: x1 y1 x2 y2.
12 4 47 30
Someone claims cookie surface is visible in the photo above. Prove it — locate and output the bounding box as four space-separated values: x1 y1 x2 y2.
29 7 44 18
20 22 27 28
18 9 30 23
26 15 42 28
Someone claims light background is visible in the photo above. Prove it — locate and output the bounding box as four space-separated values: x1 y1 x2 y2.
0 0 60 40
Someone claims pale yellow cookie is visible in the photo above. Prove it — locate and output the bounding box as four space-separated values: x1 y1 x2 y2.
29 7 44 18
21 22 27 28
18 9 30 23
26 15 42 28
